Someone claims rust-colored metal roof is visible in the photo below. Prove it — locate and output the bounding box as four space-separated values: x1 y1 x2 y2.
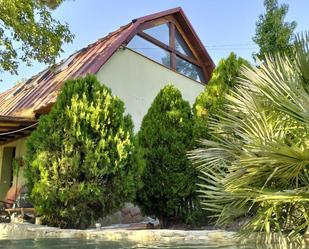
0 22 136 118
0 7 215 118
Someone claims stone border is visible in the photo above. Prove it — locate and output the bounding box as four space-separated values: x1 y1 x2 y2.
0 223 237 244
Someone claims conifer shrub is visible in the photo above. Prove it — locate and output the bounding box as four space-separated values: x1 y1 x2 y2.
193 52 250 139
24 75 143 229
136 85 201 227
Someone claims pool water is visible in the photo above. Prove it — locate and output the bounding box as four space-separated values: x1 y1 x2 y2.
0 238 268 249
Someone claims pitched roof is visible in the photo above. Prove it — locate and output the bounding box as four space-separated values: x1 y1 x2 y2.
0 7 215 118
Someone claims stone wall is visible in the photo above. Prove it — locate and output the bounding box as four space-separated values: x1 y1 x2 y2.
0 223 237 244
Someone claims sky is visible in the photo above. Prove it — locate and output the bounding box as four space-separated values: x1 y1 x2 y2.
0 0 308 92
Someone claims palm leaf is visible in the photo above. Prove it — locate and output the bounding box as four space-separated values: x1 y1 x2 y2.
190 32 309 244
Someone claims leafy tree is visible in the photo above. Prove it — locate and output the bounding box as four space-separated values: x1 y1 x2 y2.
0 0 73 75
136 85 200 227
24 75 143 229
190 33 309 243
193 52 250 139
39 0 65 9
253 0 296 61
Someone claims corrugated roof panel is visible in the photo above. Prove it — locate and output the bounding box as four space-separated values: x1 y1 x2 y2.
0 23 134 118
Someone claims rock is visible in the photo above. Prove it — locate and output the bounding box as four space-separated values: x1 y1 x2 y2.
129 207 141 216
121 208 131 216
121 205 143 224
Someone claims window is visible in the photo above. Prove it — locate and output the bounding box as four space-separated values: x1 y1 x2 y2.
126 21 206 83
176 56 205 82
175 29 193 57
143 23 169 45
127 36 170 67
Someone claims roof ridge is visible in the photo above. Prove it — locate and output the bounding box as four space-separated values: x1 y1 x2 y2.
133 7 182 23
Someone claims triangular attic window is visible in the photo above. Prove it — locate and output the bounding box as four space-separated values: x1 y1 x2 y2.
175 28 194 58
126 19 207 83
143 23 170 45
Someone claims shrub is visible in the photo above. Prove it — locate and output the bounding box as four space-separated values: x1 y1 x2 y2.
193 52 250 139
136 85 201 227
189 34 309 243
24 75 143 229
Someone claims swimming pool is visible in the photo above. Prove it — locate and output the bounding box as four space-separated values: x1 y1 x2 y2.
0 238 275 249
0 237 271 249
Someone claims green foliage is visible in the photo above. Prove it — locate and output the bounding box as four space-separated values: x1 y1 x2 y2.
136 85 202 227
193 52 250 139
253 0 296 62
38 0 65 9
12 158 23 178
189 33 309 244
24 75 143 229
0 0 73 75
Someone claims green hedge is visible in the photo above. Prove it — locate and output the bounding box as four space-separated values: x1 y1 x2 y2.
24 75 143 228
136 85 201 227
193 52 250 139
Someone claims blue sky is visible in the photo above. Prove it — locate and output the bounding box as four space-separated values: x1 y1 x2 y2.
0 0 308 92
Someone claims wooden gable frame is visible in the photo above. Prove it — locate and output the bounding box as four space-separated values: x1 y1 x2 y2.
0 7 215 124
123 9 214 83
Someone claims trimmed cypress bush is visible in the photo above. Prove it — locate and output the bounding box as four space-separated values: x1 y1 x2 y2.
136 85 200 227
24 75 143 229
193 52 250 139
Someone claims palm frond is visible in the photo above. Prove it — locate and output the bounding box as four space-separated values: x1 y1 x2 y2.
190 32 309 244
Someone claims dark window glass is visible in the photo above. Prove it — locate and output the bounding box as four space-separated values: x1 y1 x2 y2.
127 36 170 67
144 23 170 45
175 29 194 57
176 56 205 83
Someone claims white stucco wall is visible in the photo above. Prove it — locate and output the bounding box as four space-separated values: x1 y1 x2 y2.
96 48 204 130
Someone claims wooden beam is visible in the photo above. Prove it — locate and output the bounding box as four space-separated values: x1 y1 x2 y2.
124 12 213 83
0 118 36 124
0 125 36 134
137 17 171 32
0 133 31 145
169 23 176 69
0 135 19 141
125 17 171 45
137 32 201 67
0 126 24 131
0 122 23 127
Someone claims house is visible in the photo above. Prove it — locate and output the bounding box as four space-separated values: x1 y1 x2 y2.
0 7 215 199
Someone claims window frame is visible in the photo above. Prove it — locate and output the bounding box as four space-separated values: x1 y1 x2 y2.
126 35 171 68
126 17 208 84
